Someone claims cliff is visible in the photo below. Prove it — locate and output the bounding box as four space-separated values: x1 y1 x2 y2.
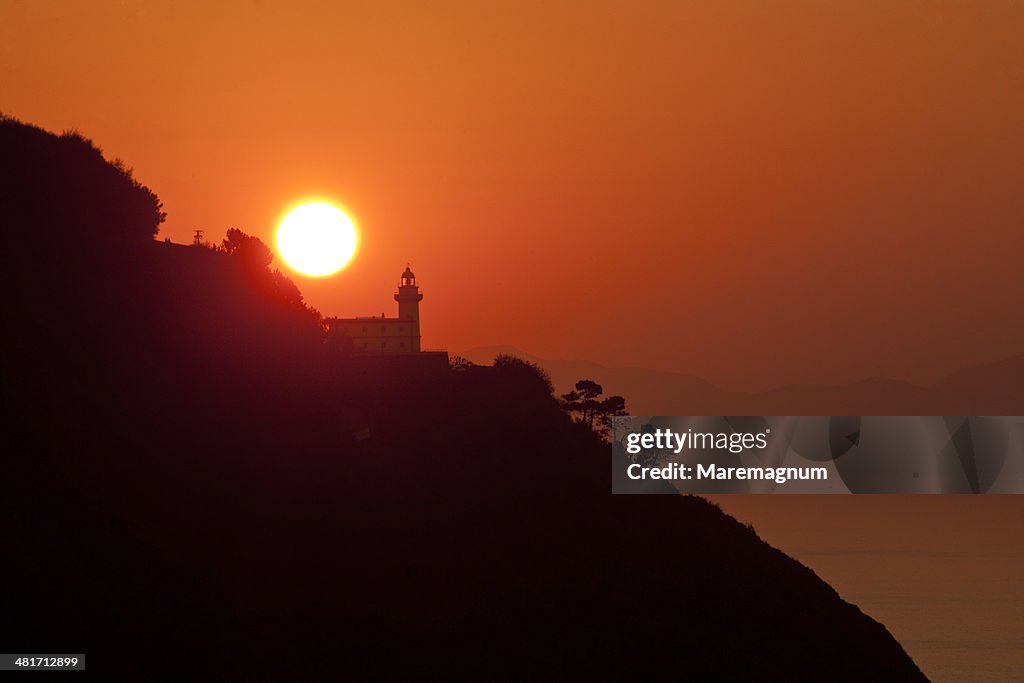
1 115 925 680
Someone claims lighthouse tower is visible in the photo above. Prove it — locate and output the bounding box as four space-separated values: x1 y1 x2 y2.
395 264 423 351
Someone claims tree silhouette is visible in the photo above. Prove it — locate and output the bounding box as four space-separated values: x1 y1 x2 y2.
493 354 555 397
594 393 627 436
561 379 603 428
218 227 318 320
221 227 273 269
2 116 165 259
561 379 627 437
449 355 476 372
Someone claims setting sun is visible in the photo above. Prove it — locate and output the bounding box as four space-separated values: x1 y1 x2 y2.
275 201 358 277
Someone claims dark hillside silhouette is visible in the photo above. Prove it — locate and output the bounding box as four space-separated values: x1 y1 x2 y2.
1 116 925 680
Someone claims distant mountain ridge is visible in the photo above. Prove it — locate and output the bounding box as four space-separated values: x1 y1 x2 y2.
457 346 1024 414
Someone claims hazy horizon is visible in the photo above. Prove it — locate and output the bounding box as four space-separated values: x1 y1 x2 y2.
454 343 1024 394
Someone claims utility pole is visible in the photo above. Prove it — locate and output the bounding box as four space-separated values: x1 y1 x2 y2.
193 229 204 246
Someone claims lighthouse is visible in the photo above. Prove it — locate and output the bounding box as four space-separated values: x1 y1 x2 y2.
323 264 428 354
395 264 423 322
394 264 423 352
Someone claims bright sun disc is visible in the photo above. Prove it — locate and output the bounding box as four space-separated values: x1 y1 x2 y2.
276 202 358 276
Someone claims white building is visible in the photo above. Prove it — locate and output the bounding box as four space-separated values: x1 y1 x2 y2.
326 265 425 354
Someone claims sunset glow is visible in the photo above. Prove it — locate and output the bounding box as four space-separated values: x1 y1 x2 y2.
5 1 1024 679
275 202 357 277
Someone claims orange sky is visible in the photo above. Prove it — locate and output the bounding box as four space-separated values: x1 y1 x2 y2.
4 1 1022 389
